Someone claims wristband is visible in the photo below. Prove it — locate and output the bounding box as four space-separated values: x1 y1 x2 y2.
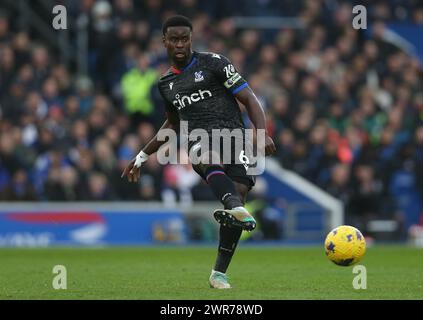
134 150 149 168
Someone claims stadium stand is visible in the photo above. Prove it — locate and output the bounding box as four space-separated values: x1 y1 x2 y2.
0 0 422 241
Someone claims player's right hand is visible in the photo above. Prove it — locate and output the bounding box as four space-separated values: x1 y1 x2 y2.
121 151 149 183
121 158 141 182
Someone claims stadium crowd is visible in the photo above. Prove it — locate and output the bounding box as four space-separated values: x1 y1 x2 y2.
0 0 422 233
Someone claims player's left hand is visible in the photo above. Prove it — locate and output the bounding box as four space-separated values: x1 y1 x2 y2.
264 135 276 156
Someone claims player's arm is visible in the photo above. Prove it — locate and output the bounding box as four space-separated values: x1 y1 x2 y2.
235 87 276 156
121 108 180 183
142 110 179 155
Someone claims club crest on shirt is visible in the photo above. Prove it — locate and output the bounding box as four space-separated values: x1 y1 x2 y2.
169 82 174 90
194 71 204 82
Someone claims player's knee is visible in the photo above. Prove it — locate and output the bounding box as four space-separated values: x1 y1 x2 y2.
194 163 224 178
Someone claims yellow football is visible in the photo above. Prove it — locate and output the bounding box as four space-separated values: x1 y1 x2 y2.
324 225 366 266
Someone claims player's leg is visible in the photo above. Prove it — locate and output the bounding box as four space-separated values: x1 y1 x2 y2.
214 181 248 273
191 148 245 211
194 160 255 231
190 147 256 288
210 181 249 289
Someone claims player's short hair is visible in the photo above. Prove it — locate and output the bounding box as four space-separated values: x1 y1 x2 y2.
162 15 193 35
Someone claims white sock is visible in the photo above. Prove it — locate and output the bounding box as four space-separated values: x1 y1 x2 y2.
211 269 225 276
232 206 247 212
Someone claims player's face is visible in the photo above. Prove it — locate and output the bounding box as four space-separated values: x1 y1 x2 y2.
163 26 192 65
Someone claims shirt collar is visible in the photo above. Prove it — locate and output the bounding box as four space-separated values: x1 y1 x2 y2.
171 52 197 74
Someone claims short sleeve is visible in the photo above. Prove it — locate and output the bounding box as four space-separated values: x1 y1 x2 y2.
209 53 248 94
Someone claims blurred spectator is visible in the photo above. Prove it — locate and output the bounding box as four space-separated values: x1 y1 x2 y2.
84 171 116 201
121 53 158 128
162 151 200 206
1 170 36 201
0 10 11 43
347 164 385 233
325 163 351 204
88 0 116 90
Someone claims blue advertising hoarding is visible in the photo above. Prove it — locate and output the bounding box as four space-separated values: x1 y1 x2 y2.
0 209 187 247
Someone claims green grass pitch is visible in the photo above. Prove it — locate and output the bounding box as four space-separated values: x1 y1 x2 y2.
0 246 422 299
